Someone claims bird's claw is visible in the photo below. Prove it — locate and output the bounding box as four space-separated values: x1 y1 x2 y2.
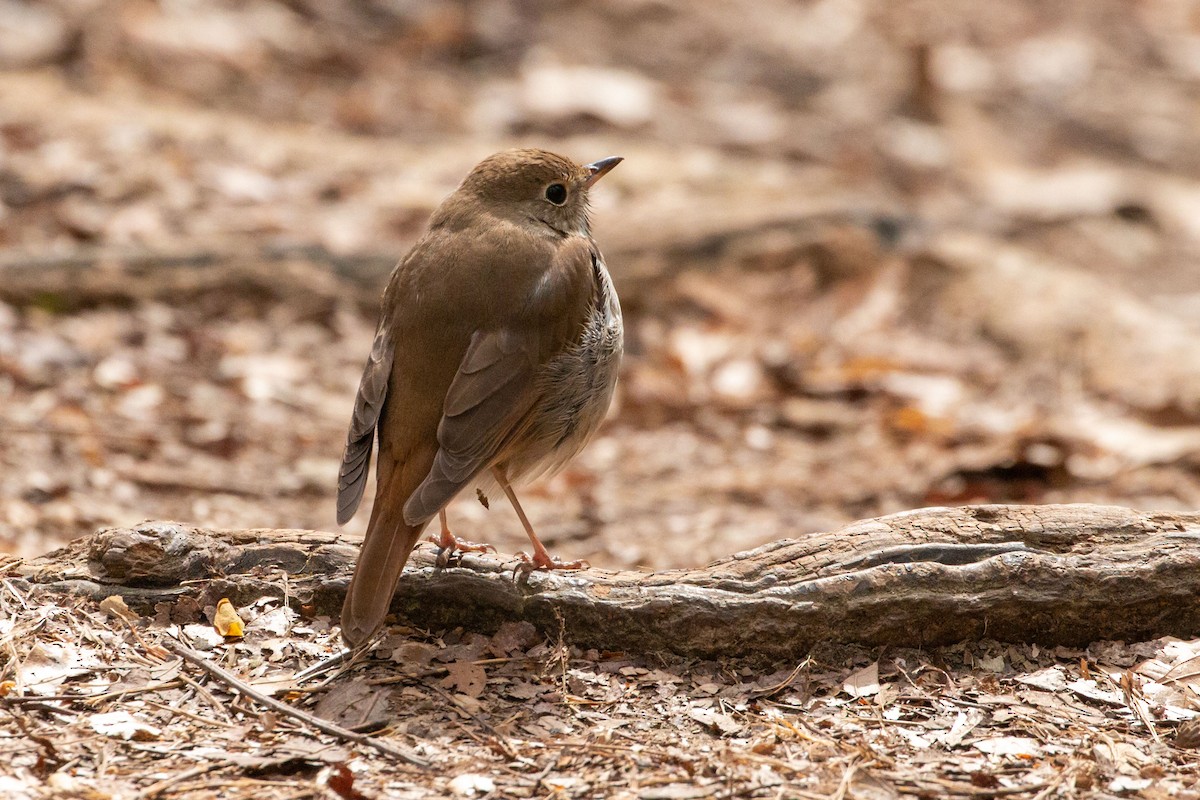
512 550 590 579
434 546 457 569
425 533 496 568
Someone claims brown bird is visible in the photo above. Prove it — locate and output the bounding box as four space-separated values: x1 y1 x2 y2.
336 149 623 646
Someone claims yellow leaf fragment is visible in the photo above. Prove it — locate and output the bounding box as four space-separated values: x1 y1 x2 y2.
213 598 245 638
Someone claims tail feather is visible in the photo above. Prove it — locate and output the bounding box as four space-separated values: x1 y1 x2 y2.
341 500 426 646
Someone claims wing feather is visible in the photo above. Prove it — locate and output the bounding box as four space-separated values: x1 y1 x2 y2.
336 327 394 525
402 328 538 524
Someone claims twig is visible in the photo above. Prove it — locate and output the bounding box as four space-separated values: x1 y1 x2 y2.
177 673 235 725
0 696 80 717
0 576 31 605
133 762 228 800
160 637 429 768
713 783 779 800
894 693 991 710
1112 668 1163 746
293 648 352 683
829 760 858 800
884 774 1051 797
7 680 181 709
142 699 239 729
749 658 812 699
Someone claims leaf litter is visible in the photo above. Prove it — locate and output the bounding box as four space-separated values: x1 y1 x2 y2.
5 0 1200 797
2 574 1200 798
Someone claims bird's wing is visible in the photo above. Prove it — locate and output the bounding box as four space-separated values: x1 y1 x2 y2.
401 326 540 524
336 325 394 524
401 238 597 525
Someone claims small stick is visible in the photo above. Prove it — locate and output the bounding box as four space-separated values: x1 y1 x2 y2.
133 763 227 800
748 656 811 699
142 699 239 729
293 648 352 683
20 680 186 705
0 696 82 715
176 673 235 725
161 637 429 768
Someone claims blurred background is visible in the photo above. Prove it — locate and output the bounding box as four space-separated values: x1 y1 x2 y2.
3 0 1200 568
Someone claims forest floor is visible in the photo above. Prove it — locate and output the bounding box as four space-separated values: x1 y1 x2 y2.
4 0 1200 796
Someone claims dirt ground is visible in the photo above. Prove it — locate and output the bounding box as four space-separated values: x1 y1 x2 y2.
3 0 1200 797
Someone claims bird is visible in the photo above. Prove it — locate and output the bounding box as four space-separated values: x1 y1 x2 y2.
336 148 624 646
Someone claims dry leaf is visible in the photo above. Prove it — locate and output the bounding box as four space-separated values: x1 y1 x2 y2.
1176 720 1200 749
938 709 985 748
973 737 1042 757
448 774 496 797
688 706 743 736
99 595 139 622
1016 666 1067 692
213 598 244 638
843 662 880 698
313 681 391 730
392 641 438 668
1067 679 1125 707
442 661 487 698
977 654 1005 672
90 711 161 741
487 621 539 656
318 763 369 800
181 624 226 650
17 642 91 695
1108 776 1152 793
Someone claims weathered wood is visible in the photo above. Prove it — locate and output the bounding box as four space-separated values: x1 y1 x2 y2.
16 504 1200 659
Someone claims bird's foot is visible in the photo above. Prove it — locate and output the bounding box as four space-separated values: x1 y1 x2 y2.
513 550 590 579
426 531 496 568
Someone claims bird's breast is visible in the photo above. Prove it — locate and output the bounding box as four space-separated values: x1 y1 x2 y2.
501 254 623 483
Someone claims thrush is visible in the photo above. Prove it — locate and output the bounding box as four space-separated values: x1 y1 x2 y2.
336 148 623 646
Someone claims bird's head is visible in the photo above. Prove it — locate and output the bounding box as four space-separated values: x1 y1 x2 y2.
459 148 622 237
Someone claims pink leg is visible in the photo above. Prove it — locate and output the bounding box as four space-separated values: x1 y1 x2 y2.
492 467 589 572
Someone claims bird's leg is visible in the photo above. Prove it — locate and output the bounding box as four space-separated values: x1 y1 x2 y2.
492 467 589 572
426 509 495 567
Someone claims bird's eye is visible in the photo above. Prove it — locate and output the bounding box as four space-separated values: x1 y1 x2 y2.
545 183 567 205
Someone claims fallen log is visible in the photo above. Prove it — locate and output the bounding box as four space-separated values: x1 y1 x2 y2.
14 504 1200 659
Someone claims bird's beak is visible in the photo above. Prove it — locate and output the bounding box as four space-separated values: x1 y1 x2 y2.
583 156 623 188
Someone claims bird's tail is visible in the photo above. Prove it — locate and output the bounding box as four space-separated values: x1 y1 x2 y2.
340 499 427 646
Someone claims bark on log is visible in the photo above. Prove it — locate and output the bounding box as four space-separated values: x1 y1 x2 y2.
14 504 1200 659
